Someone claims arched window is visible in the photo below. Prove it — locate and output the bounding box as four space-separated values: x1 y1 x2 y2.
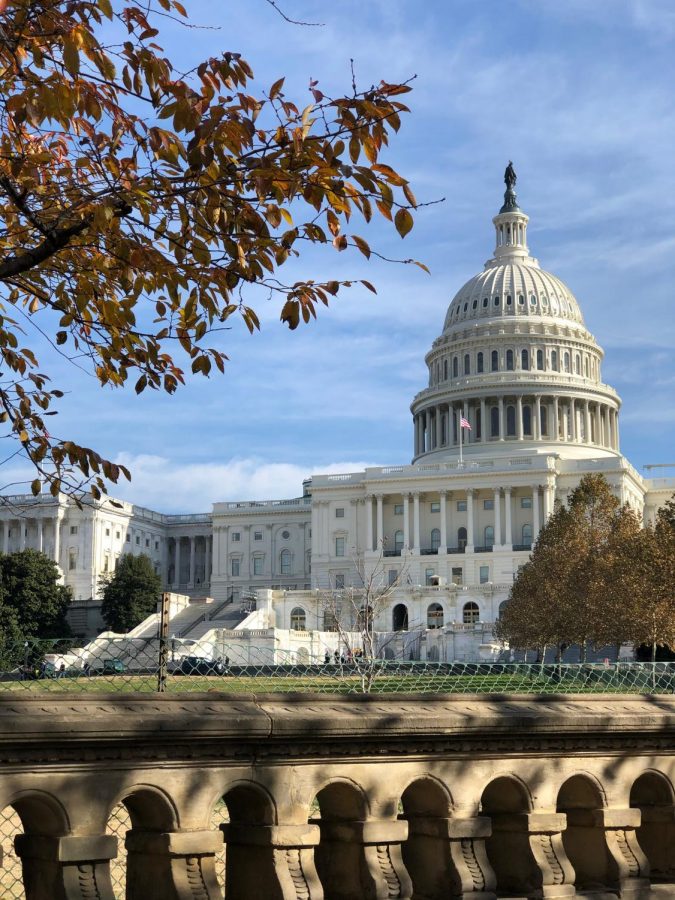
290 607 306 630
490 406 499 438
506 405 516 436
551 350 558 371
463 601 479 625
494 296 500 307
521 349 529 371
491 350 499 371
523 404 532 435
464 354 470 375
506 349 514 371
280 549 291 574
453 356 458 378
477 352 484 373
430 528 440 551
522 523 533 546
443 359 448 380
484 525 494 548
498 600 508 619
584 357 589 377
537 349 544 370
394 530 404 554
427 603 444 629
393 604 409 632
458 527 467 550
575 354 581 375
564 352 570 372
540 405 548 436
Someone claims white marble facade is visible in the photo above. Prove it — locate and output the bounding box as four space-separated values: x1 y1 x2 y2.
1 176 673 644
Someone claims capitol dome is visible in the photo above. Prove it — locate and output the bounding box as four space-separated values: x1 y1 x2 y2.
411 167 621 463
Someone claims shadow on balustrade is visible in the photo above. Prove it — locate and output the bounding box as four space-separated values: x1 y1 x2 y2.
630 771 675 888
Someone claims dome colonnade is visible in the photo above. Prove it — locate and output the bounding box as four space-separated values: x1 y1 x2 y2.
411 176 621 462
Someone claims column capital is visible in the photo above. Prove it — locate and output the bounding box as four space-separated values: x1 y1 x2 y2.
438 489 447 498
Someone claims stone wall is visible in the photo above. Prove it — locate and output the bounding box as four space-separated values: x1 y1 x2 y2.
0 693 674 898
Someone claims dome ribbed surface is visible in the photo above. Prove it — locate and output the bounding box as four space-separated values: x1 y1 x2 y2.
442 260 584 332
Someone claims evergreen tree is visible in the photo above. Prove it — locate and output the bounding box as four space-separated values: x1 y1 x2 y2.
100 554 161 633
0 549 72 638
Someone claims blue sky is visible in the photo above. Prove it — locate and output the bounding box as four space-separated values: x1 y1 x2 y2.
3 0 675 511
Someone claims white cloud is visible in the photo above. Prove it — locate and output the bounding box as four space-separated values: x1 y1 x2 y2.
111 454 380 513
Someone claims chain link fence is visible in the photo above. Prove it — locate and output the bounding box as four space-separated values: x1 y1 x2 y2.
0 636 673 694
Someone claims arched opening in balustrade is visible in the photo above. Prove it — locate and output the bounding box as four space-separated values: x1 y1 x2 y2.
480 776 539 896
107 786 178 900
630 771 675 883
556 774 611 894
0 791 70 899
311 780 369 900
400 776 456 898
393 603 409 632
217 782 277 899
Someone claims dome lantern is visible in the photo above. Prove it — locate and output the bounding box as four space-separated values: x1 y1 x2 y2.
492 162 529 263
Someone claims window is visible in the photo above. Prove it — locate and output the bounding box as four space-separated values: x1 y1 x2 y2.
70 525 78 535
452 357 458 378
388 569 398 587
232 532 241 542
498 600 508 619
491 406 499 437
506 349 514 370
457 527 467 551
425 568 435 586
105 528 110 537
482 297 488 308
290 607 306 631
564 351 570 373
394 530 404 553
126 534 131 542
335 537 345 557
430 501 440 513
155 541 159 551
477 352 484 373
472 299 478 310
231 558 240 576
521 349 529 370
323 609 338 632
431 528 441 551
392 604 408 631
451 567 463 585
537 349 544 370
116 531 120 540
463 601 479 624
280 549 291 574
464 354 470 375
135 536 140 545
479 565 489 584
483 499 494 510
145 538 150 548
518 294 524 306
457 500 467 512
506 294 512 306
68 550 77 571
335 508 345 518
254 530 263 541
506 405 516 436
522 524 533 545
575 354 581 375
491 350 499 372
551 350 558 371
494 296 500 307
540 405 548 436
427 603 444 629
443 359 448 380
253 556 264 576
523 404 532 436
484 525 494 548
103 554 110 573
334 573 345 589
394 503 403 515
521 497 532 509
282 530 290 539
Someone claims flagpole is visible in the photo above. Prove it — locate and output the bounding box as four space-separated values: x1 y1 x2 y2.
459 411 463 467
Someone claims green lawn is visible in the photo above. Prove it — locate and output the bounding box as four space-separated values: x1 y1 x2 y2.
0 671 668 695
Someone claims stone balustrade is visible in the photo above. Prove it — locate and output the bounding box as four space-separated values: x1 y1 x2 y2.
0 693 674 898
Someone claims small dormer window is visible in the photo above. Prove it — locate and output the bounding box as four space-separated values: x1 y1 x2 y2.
530 294 537 305
482 297 488 307
494 296 500 306
463 303 468 312
518 295 525 305
506 295 512 305
472 299 478 309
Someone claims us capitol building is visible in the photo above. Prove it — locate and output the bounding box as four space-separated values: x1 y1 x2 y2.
2 169 673 659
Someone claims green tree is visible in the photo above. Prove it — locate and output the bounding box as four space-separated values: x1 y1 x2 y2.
0 548 72 637
496 474 640 660
100 553 161 632
0 0 422 498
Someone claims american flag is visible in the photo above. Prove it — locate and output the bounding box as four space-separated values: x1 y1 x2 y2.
460 417 472 430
